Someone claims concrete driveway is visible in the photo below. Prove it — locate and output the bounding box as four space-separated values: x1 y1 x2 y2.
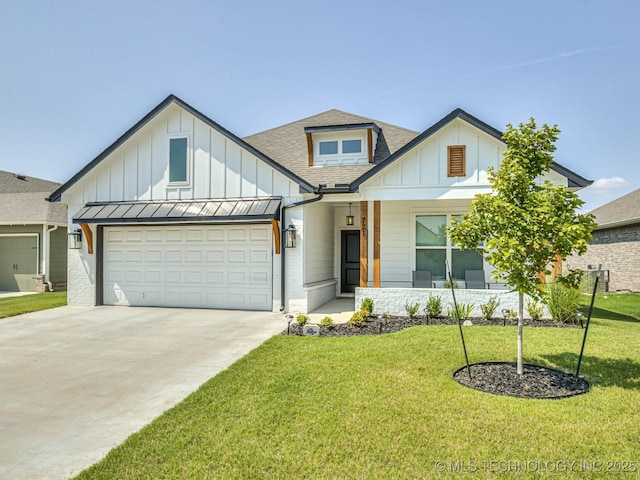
0 305 286 480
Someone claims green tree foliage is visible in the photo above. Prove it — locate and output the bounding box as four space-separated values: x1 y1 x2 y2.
448 118 596 373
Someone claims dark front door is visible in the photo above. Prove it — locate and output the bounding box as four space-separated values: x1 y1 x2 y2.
341 230 360 294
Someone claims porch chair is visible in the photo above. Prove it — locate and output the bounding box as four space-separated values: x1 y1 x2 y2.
464 270 488 289
413 270 436 288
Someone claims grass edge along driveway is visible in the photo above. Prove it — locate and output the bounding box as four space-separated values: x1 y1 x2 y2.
77 293 640 479
0 291 66 319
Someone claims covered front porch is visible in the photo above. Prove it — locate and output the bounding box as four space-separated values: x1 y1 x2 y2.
292 198 513 315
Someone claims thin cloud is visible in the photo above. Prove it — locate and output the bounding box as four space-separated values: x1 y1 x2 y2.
462 41 638 79
578 177 634 213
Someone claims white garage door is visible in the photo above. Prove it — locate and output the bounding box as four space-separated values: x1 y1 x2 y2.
103 224 272 310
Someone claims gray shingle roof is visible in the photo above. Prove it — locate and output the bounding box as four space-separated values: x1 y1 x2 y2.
242 109 420 188
589 188 640 229
0 170 61 193
0 192 67 224
0 171 67 223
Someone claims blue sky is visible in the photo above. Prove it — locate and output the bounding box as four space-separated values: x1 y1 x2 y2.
1 0 638 211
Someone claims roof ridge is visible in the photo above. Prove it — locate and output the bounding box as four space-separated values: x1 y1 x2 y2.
243 108 420 139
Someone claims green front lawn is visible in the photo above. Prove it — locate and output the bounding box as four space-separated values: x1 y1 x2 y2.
0 291 67 319
79 293 639 479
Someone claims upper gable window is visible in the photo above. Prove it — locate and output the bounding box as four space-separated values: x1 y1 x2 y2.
342 139 362 154
318 139 362 156
319 141 339 155
305 124 378 167
169 137 188 183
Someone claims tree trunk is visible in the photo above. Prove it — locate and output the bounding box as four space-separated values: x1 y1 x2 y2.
517 291 524 375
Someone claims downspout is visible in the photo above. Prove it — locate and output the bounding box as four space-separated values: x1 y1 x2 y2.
279 190 324 312
45 225 59 291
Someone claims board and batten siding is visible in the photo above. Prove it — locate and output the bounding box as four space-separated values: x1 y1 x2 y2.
60 102 304 307
360 118 568 201
361 119 504 201
303 202 335 284
62 103 300 207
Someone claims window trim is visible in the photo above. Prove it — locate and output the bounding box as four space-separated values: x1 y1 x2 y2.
168 135 191 185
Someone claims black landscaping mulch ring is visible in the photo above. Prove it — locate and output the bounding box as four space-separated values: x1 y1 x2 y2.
454 362 590 399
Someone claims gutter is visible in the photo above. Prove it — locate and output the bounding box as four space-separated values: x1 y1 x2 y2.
595 218 640 230
279 189 325 312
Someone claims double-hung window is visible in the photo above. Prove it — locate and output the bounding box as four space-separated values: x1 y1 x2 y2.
415 214 483 281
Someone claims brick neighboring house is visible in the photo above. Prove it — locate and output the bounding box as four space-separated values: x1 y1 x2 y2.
567 188 640 292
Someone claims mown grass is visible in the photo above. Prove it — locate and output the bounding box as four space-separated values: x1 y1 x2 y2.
585 292 640 323
0 291 67 319
78 294 639 479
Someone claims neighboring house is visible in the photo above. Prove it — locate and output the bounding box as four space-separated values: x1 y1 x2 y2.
48 95 591 312
0 171 67 292
566 189 640 292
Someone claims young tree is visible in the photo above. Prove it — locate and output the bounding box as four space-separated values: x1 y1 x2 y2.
448 119 596 374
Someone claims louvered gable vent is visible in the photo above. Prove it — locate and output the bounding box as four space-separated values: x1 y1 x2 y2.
447 145 466 177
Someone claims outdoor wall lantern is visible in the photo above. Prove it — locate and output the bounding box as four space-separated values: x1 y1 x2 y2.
346 202 354 226
68 229 82 250
284 224 297 248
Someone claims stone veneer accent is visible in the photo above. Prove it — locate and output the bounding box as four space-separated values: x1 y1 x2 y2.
566 223 640 292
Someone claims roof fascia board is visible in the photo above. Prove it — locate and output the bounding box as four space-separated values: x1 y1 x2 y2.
350 108 591 191
0 222 67 226
48 95 314 202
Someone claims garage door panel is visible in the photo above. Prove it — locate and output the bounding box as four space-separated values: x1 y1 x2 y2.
107 250 125 262
145 250 162 262
206 271 224 284
206 250 224 262
164 270 183 283
104 225 272 310
228 250 246 262
227 271 247 284
251 271 270 285
125 230 144 242
165 229 183 242
144 230 163 242
165 250 183 262
186 230 204 242
145 270 162 282
250 249 270 263
106 230 124 242
185 250 203 262
227 228 247 242
126 250 143 262
250 228 269 241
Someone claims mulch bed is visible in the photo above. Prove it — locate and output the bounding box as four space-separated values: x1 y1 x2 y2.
454 362 590 399
282 315 582 337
